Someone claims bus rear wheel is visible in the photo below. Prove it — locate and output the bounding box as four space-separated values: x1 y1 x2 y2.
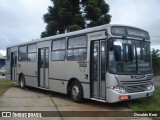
20 75 25 89
70 81 83 103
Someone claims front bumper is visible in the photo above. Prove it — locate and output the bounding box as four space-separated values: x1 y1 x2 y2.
106 86 155 103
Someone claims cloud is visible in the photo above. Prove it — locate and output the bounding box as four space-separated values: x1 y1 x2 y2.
0 0 52 55
0 0 160 56
106 0 160 47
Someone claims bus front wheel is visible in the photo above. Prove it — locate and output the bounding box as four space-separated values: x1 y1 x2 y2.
20 75 25 89
70 81 83 103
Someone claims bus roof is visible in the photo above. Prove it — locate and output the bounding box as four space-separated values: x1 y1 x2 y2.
7 24 149 48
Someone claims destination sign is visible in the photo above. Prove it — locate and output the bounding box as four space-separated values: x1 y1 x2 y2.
111 26 150 39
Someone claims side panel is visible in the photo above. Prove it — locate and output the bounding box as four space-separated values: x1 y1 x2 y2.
40 68 44 87
17 41 51 88
49 79 67 94
6 60 11 80
6 30 107 101
37 41 50 89
38 48 49 88
45 68 49 87
49 31 106 99
25 76 38 87
6 47 18 82
17 62 38 87
90 40 106 99
11 51 17 82
88 31 107 100
82 83 90 99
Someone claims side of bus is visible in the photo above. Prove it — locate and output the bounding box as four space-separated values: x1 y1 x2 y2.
6 29 108 102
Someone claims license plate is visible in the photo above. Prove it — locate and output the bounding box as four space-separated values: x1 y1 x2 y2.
119 95 129 100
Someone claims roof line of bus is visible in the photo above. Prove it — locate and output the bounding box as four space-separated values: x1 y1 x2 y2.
6 24 148 48
7 24 110 48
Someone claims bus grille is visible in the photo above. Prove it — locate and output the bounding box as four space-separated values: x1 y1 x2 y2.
119 80 152 93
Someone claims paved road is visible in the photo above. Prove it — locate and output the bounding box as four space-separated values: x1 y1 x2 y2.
0 85 152 120
0 77 158 119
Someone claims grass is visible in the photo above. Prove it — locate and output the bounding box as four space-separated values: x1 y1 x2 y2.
126 87 160 111
0 78 14 96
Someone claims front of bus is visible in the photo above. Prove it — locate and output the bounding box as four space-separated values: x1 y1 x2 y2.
106 25 154 103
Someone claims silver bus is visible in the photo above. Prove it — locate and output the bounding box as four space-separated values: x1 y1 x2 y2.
6 24 154 103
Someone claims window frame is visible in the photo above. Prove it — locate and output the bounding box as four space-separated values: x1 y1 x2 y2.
51 38 66 61
7 48 11 61
27 43 37 62
18 45 27 61
67 35 87 61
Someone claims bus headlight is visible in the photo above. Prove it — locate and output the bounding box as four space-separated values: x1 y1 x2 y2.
147 75 153 80
111 86 127 94
146 83 153 91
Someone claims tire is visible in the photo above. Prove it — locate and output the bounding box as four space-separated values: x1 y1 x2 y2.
70 81 83 103
20 75 25 89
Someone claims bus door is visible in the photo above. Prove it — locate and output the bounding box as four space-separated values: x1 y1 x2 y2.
11 52 17 82
38 48 49 88
91 40 106 99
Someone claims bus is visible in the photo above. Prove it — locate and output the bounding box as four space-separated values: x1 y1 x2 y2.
6 24 154 103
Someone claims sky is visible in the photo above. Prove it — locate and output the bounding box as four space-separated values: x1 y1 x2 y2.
0 0 160 56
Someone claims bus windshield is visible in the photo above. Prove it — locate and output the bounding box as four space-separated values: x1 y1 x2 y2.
108 38 152 75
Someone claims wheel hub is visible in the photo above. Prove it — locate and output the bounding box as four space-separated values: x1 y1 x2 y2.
20 78 24 87
72 85 79 98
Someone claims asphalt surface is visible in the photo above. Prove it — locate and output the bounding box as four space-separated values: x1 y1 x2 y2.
0 76 158 120
0 86 152 120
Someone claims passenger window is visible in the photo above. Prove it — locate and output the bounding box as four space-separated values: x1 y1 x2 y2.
52 39 66 61
18 45 27 61
28 44 36 53
68 36 87 49
27 44 37 62
28 53 36 62
67 35 87 61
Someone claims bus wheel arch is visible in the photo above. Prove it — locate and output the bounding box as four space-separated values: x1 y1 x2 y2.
18 73 23 83
19 73 25 89
67 78 84 103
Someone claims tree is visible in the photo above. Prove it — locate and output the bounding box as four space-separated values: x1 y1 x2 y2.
152 49 160 76
41 0 111 38
83 0 111 27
